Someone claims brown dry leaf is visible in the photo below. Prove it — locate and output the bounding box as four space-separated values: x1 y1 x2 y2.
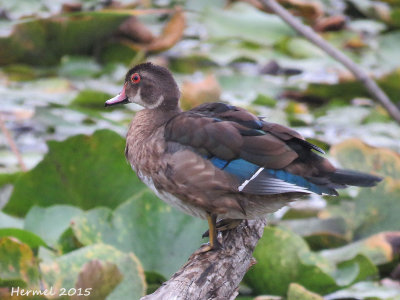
336 69 356 82
283 0 324 21
314 15 346 32
61 3 83 13
365 232 399 262
119 8 185 53
385 232 400 257
344 36 367 49
181 74 222 110
230 0 324 22
146 7 185 52
117 16 154 44
281 90 327 105
73 260 123 300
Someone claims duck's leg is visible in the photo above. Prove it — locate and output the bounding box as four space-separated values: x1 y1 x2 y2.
207 213 221 250
202 219 242 238
195 213 221 254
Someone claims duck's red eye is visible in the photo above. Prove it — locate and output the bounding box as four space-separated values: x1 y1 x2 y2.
131 73 140 84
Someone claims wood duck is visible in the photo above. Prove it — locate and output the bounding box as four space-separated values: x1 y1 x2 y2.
105 62 382 251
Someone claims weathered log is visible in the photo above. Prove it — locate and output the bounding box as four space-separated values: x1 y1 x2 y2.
141 218 267 300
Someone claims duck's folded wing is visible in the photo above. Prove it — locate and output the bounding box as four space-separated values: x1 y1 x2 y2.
164 103 337 196
165 103 381 196
165 103 300 168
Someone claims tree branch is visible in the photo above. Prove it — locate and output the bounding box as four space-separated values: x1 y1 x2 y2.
258 0 400 124
141 218 267 300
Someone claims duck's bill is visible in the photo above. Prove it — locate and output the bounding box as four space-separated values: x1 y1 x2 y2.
105 85 129 107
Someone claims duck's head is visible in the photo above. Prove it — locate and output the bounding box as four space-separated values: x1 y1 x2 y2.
105 62 180 110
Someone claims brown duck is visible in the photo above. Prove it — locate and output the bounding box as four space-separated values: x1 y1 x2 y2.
105 62 382 251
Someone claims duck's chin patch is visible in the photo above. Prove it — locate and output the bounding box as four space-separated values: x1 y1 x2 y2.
133 89 164 109
145 95 165 109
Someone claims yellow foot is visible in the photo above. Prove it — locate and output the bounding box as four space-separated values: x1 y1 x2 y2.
193 241 223 256
202 219 242 238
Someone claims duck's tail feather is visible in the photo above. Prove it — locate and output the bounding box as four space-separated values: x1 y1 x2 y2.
327 169 383 187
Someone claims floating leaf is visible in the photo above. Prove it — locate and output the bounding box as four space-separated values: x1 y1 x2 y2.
109 8 185 54
245 226 377 295
279 217 348 250
40 244 146 300
0 237 39 286
145 8 185 52
70 90 113 110
330 139 400 239
320 232 400 267
4 130 145 216
206 40 275 65
73 260 123 300
377 31 400 71
325 280 400 300
24 205 83 247
72 190 206 278
58 56 102 78
0 212 23 229
0 11 130 66
202 2 294 46
0 228 48 250
287 283 324 300
218 74 282 102
304 69 400 104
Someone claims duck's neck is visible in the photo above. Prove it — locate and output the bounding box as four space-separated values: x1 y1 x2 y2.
125 107 181 169
129 107 181 138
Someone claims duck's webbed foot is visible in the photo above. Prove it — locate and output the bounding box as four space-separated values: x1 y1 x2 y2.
194 214 223 254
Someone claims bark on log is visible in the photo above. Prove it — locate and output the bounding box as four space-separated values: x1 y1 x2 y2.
141 218 267 300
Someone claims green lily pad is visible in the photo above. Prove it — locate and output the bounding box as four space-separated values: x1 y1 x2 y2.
304 69 400 105
0 228 48 250
378 31 400 71
330 139 400 239
70 90 113 110
320 232 400 267
4 130 146 216
0 237 39 286
71 190 206 278
24 205 83 248
285 38 326 59
253 93 277 107
0 172 21 188
245 226 377 296
202 2 294 46
99 41 139 65
0 11 130 66
58 56 102 78
206 40 274 65
279 217 348 250
1 64 37 81
287 283 324 300
40 243 146 300
0 212 23 229
325 281 400 300
218 74 282 102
